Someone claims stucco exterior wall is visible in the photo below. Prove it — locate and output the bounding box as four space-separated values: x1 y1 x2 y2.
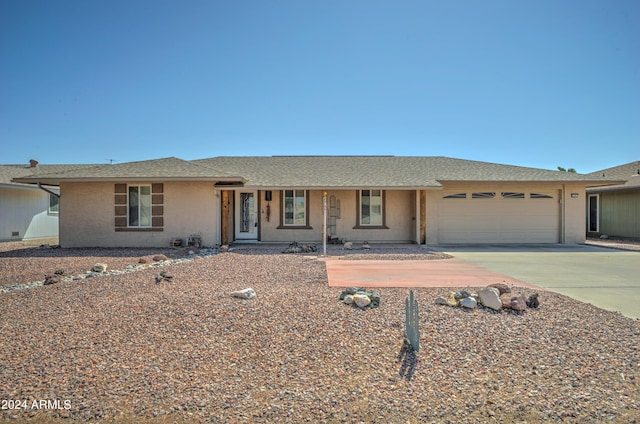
257 189 416 243
0 186 59 241
60 181 219 248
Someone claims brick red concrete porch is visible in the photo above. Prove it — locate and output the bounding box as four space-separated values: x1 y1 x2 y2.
324 257 543 289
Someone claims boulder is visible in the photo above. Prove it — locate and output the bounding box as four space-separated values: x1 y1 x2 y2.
510 294 527 311
153 254 169 262
43 275 61 285
353 294 371 308
488 283 511 295
344 241 353 250
526 293 540 309
478 287 502 310
447 292 459 307
231 288 256 299
220 245 229 253
454 290 472 300
138 258 148 264
343 295 354 305
460 297 477 309
500 293 512 308
362 241 371 249
91 263 108 273
435 296 449 306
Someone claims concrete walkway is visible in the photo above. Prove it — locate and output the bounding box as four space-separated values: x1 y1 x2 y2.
324 257 542 289
430 244 640 320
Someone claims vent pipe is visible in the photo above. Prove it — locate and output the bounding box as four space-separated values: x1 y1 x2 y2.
29 159 39 167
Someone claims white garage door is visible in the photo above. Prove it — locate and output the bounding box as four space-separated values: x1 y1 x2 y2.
438 190 560 243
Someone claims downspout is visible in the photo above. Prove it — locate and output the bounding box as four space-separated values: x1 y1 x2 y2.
561 184 566 244
38 182 60 198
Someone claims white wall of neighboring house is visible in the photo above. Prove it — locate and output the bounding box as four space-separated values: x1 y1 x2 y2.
0 185 59 241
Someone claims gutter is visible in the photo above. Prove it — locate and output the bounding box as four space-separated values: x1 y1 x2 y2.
37 182 60 198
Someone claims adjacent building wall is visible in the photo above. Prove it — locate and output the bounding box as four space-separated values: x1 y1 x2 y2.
0 186 59 241
598 190 640 239
60 181 219 247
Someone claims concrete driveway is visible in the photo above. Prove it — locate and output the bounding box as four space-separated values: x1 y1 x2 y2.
431 244 640 320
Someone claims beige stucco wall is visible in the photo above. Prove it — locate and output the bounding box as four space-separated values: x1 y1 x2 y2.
562 183 587 244
60 181 219 247
258 189 416 243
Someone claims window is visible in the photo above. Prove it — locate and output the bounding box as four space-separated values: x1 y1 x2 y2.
443 193 467 199
472 192 495 199
360 189 383 226
530 193 553 199
284 190 306 226
48 193 59 214
501 192 525 198
128 185 151 227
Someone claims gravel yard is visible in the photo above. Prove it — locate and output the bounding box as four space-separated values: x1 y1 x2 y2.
1 241 639 423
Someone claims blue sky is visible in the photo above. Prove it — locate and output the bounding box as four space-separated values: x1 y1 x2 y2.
1 0 638 172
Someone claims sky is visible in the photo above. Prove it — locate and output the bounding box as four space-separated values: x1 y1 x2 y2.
1 0 638 173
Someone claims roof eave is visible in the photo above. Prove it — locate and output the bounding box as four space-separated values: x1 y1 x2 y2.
12 176 247 185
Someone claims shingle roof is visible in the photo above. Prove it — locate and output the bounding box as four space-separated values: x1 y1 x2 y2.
12 157 245 185
0 163 98 187
11 155 624 189
194 156 622 189
587 160 640 191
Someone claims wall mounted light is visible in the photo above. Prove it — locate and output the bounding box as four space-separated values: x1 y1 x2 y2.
571 193 579 198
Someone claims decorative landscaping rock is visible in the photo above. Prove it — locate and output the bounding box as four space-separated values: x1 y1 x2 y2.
454 290 472 300
488 283 512 295
282 241 317 253
435 296 448 306
153 255 169 262
43 274 61 285
362 241 371 249
460 297 477 309
343 242 353 250
91 263 108 273
231 288 256 299
500 293 512 308
54 269 65 275
510 294 527 311
155 271 174 284
527 293 540 309
353 294 371 308
478 287 502 311
138 258 148 264
435 287 540 314
339 287 380 309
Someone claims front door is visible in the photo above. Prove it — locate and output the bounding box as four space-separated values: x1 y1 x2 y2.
235 191 258 240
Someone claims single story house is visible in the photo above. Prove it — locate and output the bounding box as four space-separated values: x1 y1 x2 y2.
13 156 624 248
586 161 640 240
0 160 95 241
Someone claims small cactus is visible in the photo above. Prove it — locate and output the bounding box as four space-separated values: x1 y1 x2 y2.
405 290 420 352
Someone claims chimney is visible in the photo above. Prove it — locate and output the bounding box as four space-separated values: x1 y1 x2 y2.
29 159 39 168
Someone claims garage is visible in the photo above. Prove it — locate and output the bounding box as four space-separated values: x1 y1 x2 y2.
437 190 560 243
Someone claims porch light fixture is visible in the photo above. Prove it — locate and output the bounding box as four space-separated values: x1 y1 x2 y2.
571 193 579 198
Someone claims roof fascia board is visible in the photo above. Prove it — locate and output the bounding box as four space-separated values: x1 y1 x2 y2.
12 176 246 184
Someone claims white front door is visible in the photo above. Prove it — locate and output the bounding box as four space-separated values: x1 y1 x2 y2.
235 191 258 240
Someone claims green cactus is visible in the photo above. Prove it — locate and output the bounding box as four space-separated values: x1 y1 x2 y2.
405 290 420 352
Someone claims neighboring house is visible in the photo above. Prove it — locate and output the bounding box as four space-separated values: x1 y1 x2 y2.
586 161 640 240
0 160 96 241
13 156 623 248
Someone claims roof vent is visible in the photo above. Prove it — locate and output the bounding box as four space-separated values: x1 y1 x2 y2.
29 159 39 167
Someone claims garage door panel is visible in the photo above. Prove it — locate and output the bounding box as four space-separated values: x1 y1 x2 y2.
438 191 560 243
